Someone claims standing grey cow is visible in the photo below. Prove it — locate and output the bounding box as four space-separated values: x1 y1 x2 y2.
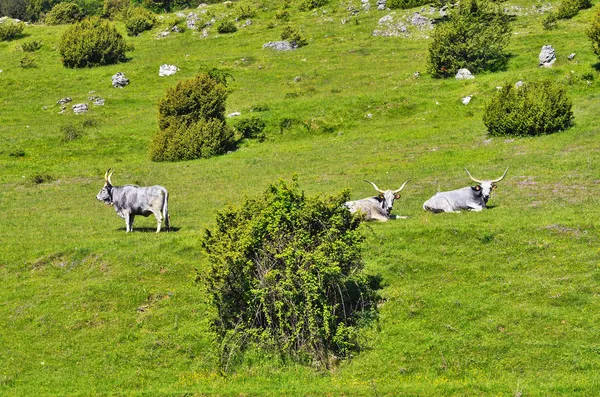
344 180 410 221
423 168 509 213
96 168 170 232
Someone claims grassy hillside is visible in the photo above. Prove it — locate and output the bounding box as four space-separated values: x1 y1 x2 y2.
1 0 599 395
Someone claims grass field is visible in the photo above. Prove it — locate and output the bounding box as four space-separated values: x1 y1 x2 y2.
0 0 599 395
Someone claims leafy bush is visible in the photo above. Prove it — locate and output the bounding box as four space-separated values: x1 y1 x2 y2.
151 73 233 162
19 54 36 68
542 12 558 30
298 0 327 11
427 0 511 78
275 9 289 21
20 39 42 51
237 4 255 19
281 25 307 47
124 6 155 36
217 20 237 34
388 0 430 9
59 17 131 68
0 20 24 41
202 179 379 369
483 80 574 136
234 116 266 140
60 123 83 142
45 2 82 25
556 0 591 19
587 8 600 58
102 0 130 17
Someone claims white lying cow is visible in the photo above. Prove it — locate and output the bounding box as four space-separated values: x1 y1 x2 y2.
423 168 508 213
345 180 410 221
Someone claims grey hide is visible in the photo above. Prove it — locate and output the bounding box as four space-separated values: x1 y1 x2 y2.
344 180 409 221
423 168 508 213
96 169 170 232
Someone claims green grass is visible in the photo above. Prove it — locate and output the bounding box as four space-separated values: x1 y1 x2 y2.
1 0 599 395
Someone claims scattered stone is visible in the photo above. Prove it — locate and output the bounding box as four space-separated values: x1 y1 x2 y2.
187 12 199 30
171 25 182 33
159 64 179 76
42 106 47 110
112 72 129 88
439 5 448 17
373 13 408 37
496 86 503 90
377 0 387 11
89 96 105 106
198 3 208 8
262 41 296 51
72 103 89 114
243 19 252 28
567 53 576 60
361 0 371 11
366 113 373 118
462 95 472 105
410 12 432 29
413 71 421 79
515 80 524 88
455 68 474 80
158 31 170 39
175 12 186 18
294 76 302 82
59 106 67 114
539 45 556 67
227 111 241 118
57 97 72 105
201 28 209 38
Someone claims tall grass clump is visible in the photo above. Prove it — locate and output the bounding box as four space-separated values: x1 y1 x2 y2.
427 0 511 78
150 73 234 161
59 17 132 68
202 179 380 370
0 20 24 41
45 2 82 25
483 80 574 136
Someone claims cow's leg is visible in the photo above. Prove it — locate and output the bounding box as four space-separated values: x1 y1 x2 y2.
151 209 163 233
127 214 135 232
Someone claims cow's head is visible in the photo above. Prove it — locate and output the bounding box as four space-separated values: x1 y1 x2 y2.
96 168 114 205
365 179 410 216
465 168 509 203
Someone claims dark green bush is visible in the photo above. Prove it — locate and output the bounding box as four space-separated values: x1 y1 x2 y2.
587 8 600 58
59 17 131 68
202 179 379 369
388 0 430 9
427 0 511 78
102 0 130 17
556 0 591 19
483 80 574 136
298 0 327 11
281 25 307 47
0 20 25 41
20 39 42 51
19 54 36 68
124 6 155 36
45 2 82 25
234 116 266 140
217 20 237 34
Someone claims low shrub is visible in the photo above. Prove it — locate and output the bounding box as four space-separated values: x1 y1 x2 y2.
275 9 290 21
217 20 237 34
20 39 42 52
556 0 591 19
60 123 83 142
30 173 54 184
542 13 558 30
388 0 430 9
0 20 25 41
587 8 600 58
483 80 574 136
298 0 327 11
237 5 255 19
234 116 266 140
124 6 155 36
102 0 130 18
281 25 307 47
201 179 379 369
59 17 132 68
45 2 82 25
19 54 36 68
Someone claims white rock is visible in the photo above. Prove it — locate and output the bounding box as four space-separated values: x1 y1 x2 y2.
455 69 474 80
227 112 241 118
159 64 179 76
462 95 472 105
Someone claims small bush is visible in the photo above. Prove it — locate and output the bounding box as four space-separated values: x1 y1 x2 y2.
59 17 132 68
587 8 600 58
0 21 25 41
30 173 54 184
217 20 237 34
275 9 290 21
483 80 574 136
427 0 511 78
202 179 379 369
556 0 591 19
19 54 36 68
234 116 266 140
8 149 25 158
298 0 327 11
20 39 42 52
388 0 430 9
542 13 558 30
60 123 83 142
124 6 155 36
102 0 130 18
45 2 82 25
237 5 255 19
281 25 307 47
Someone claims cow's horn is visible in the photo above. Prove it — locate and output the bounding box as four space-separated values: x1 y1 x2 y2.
393 180 410 193
465 169 484 184
365 180 385 193
491 167 509 183
107 170 114 185
104 168 111 183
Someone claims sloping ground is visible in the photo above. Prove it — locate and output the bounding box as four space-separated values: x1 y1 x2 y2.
0 1 599 395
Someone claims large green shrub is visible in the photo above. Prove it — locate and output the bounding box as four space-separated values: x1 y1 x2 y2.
483 80 574 136
202 179 379 369
587 8 600 58
151 73 233 162
124 6 155 36
59 17 131 68
0 20 25 41
388 0 430 9
45 2 82 25
427 0 511 78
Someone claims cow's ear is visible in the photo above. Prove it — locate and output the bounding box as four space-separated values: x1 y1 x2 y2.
492 184 497 190
379 193 384 199
472 185 481 191
395 194 401 199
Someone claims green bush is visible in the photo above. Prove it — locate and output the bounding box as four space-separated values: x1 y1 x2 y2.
20 39 42 51
237 4 255 19
102 0 130 17
59 17 131 68
427 0 511 78
587 8 600 58
234 116 266 140
556 0 591 19
19 54 36 68
298 0 327 11
201 179 379 369
388 0 430 9
0 20 25 41
542 12 558 30
483 80 574 136
45 2 82 24
124 6 155 36
281 25 307 47
217 20 237 34
150 118 234 161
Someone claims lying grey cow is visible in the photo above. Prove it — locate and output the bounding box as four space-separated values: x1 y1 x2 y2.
96 168 170 232
345 180 410 221
423 168 508 213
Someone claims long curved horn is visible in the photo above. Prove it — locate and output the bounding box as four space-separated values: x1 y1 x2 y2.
465 169 484 184
393 180 410 193
104 168 111 183
490 167 509 183
107 170 114 186
364 180 385 193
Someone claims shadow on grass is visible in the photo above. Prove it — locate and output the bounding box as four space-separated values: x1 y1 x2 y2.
117 226 181 233
592 62 600 72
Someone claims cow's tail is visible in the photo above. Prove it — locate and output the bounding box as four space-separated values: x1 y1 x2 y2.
162 189 170 232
